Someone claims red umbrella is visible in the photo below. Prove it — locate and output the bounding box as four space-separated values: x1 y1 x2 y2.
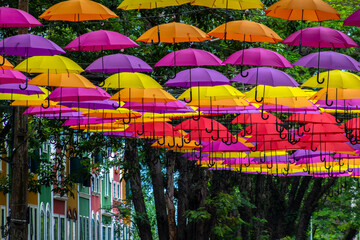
174 117 227 132
231 112 282 124
285 112 338 124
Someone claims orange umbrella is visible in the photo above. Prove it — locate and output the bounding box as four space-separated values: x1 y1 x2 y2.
28 73 96 88
151 136 200 151
0 56 13 70
110 88 177 103
39 0 118 21
137 22 211 43
265 0 340 21
208 20 282 43
11 99 58 108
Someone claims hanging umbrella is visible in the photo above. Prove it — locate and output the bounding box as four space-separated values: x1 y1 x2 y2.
191 0 262 10
29 73 96 88
137 22 211 43
39 0 118 21
302 70 360 89
151 136 200 151
166 68 230 87
85 54 152 73
59 100 119 110
0 87 49 101
293 51 360 71
178 85 244 102
0 84 44 95
245 85 308 99
118 0 190 9
101 72 162 89
0 7 42 27
65 30 139 51
285 112 338 124
15 55 84 74
208 20 282 43
0 70 26 84
155 48 222 67
231 67 299 87
111 88 177 103
47 87 111 102
344 9 360 27
0 56 13 70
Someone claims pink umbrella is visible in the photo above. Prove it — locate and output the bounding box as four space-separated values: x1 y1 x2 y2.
155 48 222 67
23 106 77 115
47 87 111 102
65 30 139 51
0 70 26 84
0 7 42 27
344 9 360 27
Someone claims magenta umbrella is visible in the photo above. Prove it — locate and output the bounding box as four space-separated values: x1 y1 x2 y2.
65 30 139 51
23 106 77 115
47 87 111 102
58 100 119 110
0 70 26 84
155 48 222 67
62 117 116 126
0 7 42 27
201 141 250 152
344 9 360 27
85 53 152 73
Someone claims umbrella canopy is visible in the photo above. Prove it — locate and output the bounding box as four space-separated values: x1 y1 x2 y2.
0 70 26 84
118 0 190 9
223 48 293 68
166 68 230 87
286 112 337 124
283 26 358 48
0 56 14 70
102 72 162 89
245 85 308 99
0 84 44 95
302 70 360 89
265 0 340 21
85 54 152 73
15 55 84 73
59 100 119 110
310 88 360 101
0 34 65 56
39 0 118 21
344 9 360 27
208 20 282 43
202 141 250 152
232 67 299 87
191 0 263 10
174 117 228 131
137 22 211 43
151 136 199 150
232 112 282 124
47 87 111 102
0 7 42 27
65 30 139 51
29 73 96 88
178 85 244 101
155 48 222 67
293 51 360 71
111 88 177 103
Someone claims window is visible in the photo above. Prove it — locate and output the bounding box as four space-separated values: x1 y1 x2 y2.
72 220 77 240
28 207 38 240
108 227 112 240
102 226 106 240
47 210 51 240
40 209 45 240
60 217 65 240
1 207 5 239
97 219 100 240
104 173 109 197
117 183 120 199
67 219 71 240
95 176 99 193
54 217 59 240
113 182 116 198
92 215 95 240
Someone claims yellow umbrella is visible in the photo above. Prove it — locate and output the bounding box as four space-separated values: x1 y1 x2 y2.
191 0 263 10
257 97 315 108
14 55 84 74
0 87 49 101
82 108 142 119
186 97 251 107
118 0 190 10
178 85 244 102
137 22 211 43
29 73 96 88
39 0 118 21
310 88 360 101
0 56 14 70
302 70 360 89
102 72 162 89
245 85 308 99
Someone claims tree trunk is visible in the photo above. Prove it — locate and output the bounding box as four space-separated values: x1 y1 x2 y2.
9 1 29 238
166 151 177 240
145 143 169 240
124 139 152 240
176 156 189 240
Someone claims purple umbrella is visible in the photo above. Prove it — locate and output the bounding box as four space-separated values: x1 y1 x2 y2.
0 83 44 95
122 100 188 111
166 67 230 87
62 117 116 126
344 9 360 27
232 67 299 102
23 106 77 115
59 100 118 110
85 53 152 73
0 70 26 84
47 87 111 102
0 34 65 56
65 30 139 51
283 26 358 49
155 48 222 67
35 112 84 119
0 7 42 28
294 51 360 71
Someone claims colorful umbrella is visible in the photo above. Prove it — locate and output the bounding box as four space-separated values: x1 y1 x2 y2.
47 87 111 102
65 30 139 51
191 0 263 10
344 9 360 27
28 73 96 88
118 0 190 9
0 70 26 84
101 72 162 89
0 6 42 27
39 0 118 21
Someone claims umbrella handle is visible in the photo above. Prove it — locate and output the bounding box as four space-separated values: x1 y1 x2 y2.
260 107 269 121
136 123 145 136
325 93 333 107
279 131 287 140
192 110 201 121
157 137 165 146
276 122 285 133
41 98 51 109
240 65 249 78
210 129 220 141
122 113 132 124
266 158 273 169
176 137 184 149
254 85 264 103
183 88 193 103
250 144 257 152
183 137 191 144
19 78 29 90
303 124 311 133
316 76 325 84
112 95 121 109
310 142 317 152
98 81 106 87
167 135 176 148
